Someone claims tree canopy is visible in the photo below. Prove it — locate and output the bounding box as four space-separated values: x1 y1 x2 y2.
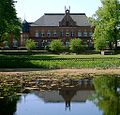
0 0 21 42
49 39 63 53
70 39 82 54
89 0 120 50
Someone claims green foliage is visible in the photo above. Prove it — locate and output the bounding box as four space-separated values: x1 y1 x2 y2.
70 39 82 54
0 78 21 115
0 0 21 42
92 75 120 115
49 39 63 53
90 0 120 50
25 39 36 51
94 35 108 50
1 54 120 69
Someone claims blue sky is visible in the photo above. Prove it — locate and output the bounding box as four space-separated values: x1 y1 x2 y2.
15 0 102 22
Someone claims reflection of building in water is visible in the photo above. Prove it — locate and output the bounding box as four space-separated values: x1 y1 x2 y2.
59 87 77 110
34 90 94 103
34 82 94 110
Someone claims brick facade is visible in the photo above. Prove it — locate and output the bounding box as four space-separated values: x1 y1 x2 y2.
21 9 94 49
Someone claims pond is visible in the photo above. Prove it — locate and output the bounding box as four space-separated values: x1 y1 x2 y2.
0 75 120 115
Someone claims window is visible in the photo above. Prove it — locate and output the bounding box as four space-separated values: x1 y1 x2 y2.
41 32 45 37
47 32 51 37
71 32 74 37
36 42 39 48
3 41 9 48
35 32 39 37
66 42 70 47
53 32 57 37
83 32 87 37
61 32 64 37
78 32 82 37
66 21 69 26
13 40 18 48
66 32 69 37
89 32 93 37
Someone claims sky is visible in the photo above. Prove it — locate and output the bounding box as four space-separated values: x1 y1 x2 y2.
15 0 102 22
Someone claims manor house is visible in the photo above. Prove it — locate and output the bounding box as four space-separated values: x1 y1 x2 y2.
21 8 93 49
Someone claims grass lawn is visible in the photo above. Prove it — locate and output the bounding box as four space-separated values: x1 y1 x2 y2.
0 54 120 69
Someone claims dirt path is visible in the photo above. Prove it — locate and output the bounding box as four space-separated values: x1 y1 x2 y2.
0 68 120 76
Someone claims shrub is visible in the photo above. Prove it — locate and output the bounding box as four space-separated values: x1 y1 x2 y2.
25 39 36 52
49 39 63 53
94 37 108 51
70 39 82 54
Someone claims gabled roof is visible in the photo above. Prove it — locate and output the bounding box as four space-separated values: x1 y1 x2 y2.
31 13 91 27
59 10 77 27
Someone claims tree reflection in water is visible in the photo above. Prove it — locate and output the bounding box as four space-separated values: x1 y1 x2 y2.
0 82 22 115
92 75 120 115
1 74 120 115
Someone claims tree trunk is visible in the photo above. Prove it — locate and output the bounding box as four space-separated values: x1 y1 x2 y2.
114 40 117 50
109 42 112 50
9 32 13 48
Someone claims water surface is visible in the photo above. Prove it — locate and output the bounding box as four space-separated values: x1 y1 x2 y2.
0 74 120 115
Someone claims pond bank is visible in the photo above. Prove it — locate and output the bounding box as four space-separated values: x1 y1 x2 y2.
0 68 120 77
0 68 120 93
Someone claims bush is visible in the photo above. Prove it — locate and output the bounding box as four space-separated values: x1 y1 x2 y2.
70 39 82 54
94 38 108 51
49 40 63 53
25 39 36 52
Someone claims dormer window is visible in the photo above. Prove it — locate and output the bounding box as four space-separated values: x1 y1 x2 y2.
66 21 69 26
59 7 76 27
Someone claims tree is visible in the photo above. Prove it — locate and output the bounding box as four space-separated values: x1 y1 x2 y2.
70 39 82 54
49 40 63 53
0 81 21 115
25 39 36 52
90 0 120 50
0 0 21 43
92 75 120 115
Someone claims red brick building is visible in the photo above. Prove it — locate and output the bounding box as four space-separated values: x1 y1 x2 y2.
21 8 93 49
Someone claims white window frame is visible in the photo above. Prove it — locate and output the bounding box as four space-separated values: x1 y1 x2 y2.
47 32 51 37
53 32 57 37
61 32 64 37
78 32 82 37
66 32 69 37
41 32 45 37
89 32 93 37
83 32 87 37
71 32 74 37
35 32 39 37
